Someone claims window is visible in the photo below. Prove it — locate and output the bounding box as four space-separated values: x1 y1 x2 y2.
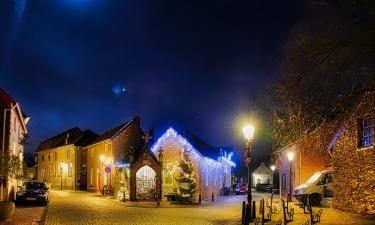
55 152 57 160
90 168 93 186
359 118 374 147
282 174 286 190
48 153 50 161
67 149 70 159
53 165 56 176
41 170 45 179
42 154 45 162
68 163 72 177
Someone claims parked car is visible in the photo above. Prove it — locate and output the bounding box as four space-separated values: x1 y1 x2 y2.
293 170 333 205
232 183 248 195
16 180 49 205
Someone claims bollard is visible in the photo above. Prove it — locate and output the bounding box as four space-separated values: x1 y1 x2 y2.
211 192 214 202
198 193 202 205
245 203 251 223
102 187 105 196
122 189 126 202
252 201 256 219
242 201 246 225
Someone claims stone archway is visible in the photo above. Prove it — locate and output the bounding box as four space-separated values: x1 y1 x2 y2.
136 165 156 200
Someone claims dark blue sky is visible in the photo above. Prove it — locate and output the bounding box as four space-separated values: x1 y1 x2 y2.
1 0 301 166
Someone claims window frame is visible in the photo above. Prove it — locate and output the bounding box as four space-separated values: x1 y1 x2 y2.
359 118 374 148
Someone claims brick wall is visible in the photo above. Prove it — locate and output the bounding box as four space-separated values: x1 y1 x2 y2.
332 92 375 215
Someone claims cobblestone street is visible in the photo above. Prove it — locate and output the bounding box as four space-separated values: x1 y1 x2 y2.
44 191 375 225
45 191 251 225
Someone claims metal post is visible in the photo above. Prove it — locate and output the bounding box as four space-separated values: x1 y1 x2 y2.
211 192 214 202
242 201 246 225
288 161 292 202
245 139 252 222
198 193 201 205
252 200 256 219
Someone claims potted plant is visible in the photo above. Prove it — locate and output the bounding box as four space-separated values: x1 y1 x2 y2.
0 155 23 221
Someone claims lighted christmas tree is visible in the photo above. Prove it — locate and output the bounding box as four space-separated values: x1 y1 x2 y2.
176 147 197 203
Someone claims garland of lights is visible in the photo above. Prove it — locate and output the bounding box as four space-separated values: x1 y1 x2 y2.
151 127 235 169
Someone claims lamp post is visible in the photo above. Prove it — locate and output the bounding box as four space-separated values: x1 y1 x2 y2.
287 152 294 202
242 124 255 222
60 162 67 190
270 165 275 194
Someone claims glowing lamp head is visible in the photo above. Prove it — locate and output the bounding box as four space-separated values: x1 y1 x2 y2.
99 155 106 162
270 165 276 171
287 152 295 161
242 124 255 141
60 162 67 170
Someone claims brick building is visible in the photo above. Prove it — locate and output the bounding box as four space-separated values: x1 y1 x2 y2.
276 91 375 214
151 128 235 201
328 91 375 214
85 117 160 201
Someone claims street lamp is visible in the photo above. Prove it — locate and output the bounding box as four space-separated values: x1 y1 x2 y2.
287 152 294 202
270 165 275 193
60 162 67 190
99 155 106 195
242 124 254 222
99 155 106 164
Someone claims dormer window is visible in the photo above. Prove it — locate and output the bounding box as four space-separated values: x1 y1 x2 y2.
359 118 373 147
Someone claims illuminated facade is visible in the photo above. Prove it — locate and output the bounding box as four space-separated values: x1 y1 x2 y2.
151 128 235 201
85 117 160 201
35 128 98 190
0 88 30 201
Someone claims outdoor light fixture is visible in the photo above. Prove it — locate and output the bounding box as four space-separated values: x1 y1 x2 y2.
242 124 255 222
242 124 255 141
270 165 276 171
287 152 294 161
60 162 67 190
100 155 106 163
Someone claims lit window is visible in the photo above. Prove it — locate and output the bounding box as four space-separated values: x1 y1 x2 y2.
359 118 373 147
68 163 73 177
90 168 93 186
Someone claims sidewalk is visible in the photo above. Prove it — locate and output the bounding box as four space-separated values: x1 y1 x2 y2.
250 195 375 225
0 203 46 225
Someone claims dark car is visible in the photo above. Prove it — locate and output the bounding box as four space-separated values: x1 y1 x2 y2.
16 180 49 205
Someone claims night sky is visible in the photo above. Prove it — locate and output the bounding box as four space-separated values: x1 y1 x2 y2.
1 0 301 170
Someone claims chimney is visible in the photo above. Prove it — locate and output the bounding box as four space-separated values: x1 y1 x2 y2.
65 132 70 145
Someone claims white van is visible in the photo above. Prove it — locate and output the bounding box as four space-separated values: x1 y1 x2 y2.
293 170 333 205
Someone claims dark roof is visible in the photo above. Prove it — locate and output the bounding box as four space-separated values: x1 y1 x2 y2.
184 131 233 159
0 88 16 108
75 130 99 147
36 127 98 152
89 118 140 145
